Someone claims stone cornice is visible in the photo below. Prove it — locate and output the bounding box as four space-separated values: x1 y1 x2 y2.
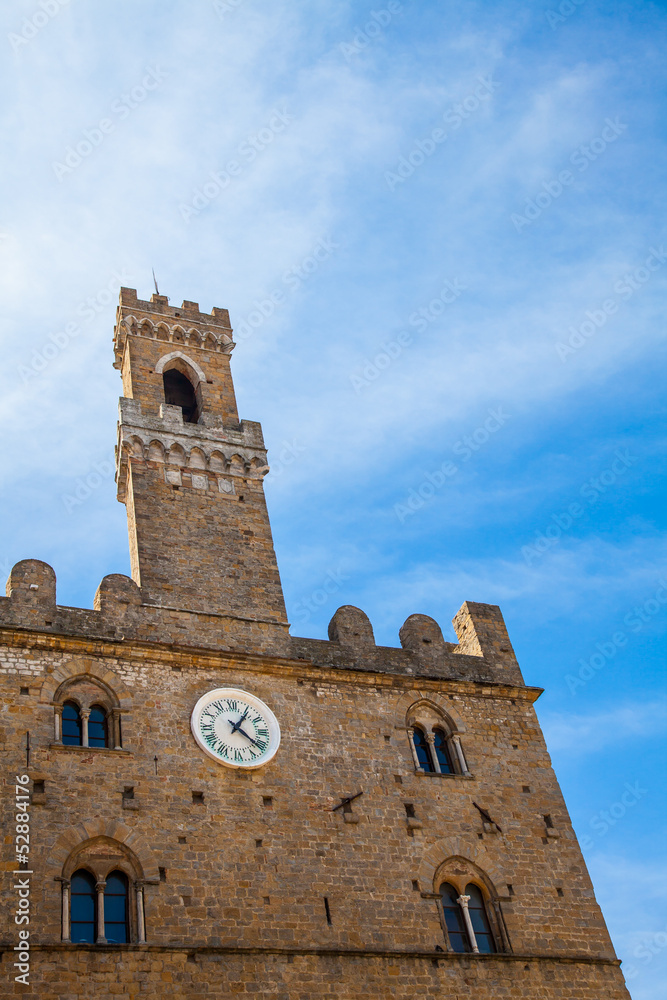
116 399 269 501
0 624 543 702
0 941 621 967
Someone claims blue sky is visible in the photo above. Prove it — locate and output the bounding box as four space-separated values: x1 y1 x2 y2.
1 0 666 993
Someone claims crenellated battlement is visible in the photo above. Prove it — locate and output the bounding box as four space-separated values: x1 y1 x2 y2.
114 288 234 371
0 560 525 687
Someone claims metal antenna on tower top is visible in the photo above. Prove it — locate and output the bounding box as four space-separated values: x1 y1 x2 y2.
152 268 160 295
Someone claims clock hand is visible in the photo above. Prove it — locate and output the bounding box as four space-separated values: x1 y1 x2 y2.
228 707 250 734
236 726 260 747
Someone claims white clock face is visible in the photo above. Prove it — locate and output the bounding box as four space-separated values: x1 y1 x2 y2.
191 688 280 769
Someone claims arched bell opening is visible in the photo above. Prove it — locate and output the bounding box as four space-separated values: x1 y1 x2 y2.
163 367 200 423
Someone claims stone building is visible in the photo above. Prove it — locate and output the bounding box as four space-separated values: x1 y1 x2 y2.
0 288 631 998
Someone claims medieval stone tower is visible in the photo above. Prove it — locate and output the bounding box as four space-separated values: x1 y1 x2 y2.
0 288 631 998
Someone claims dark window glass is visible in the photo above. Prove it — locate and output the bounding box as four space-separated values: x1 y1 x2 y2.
465 883 496 953
412 727 435 772
62 702 82 746
104 871 129 944
70 870 96 943
440 882 470 952
88 705 108 748
163 369 198 423
433 729 454 773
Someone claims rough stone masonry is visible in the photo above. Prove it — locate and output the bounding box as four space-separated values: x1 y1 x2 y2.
0 288 631 998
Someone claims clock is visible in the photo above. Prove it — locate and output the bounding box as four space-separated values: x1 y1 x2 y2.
190 688 280 769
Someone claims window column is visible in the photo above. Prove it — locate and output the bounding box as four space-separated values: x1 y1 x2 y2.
57 878 71 942
81 710 90 749
95 880 107 943
111 709 122 750
135 881 146 944
54 705 63 744
456 894 479 953
406 728 422 770
425 733 441 773
451 734 470 775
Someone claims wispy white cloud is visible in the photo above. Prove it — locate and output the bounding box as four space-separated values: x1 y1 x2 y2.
541 702 667 754
0 3 665 973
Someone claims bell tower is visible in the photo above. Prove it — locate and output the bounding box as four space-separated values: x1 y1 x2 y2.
113 287 288 625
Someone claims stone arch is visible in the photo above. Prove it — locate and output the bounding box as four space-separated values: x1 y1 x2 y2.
406 697 458 733
248 456 269 477
433 854 499 900
138 319 154 337
48 819 159 883
188 447 207 470
167 443 186 467
228 453 246 476
62 835 144 882
155 322 170 341
147 439 165 463
419 838 507 895
39 658 132 711
127 435 144 459
122 315 138 335
393 689 467 733
209 450 227 473
154 351 206 386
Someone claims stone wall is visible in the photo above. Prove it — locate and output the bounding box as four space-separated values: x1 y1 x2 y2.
0 618 630 998
1 948 629 999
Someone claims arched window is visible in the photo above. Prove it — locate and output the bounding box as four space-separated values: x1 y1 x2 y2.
70 870 96 943
104 871 129 944
412 726 435 772
433 728 454 773
62 702 82 746
440 882 470 953
88 706 108 748
163 368 199 423
465 883 496 954
53 674 123 750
